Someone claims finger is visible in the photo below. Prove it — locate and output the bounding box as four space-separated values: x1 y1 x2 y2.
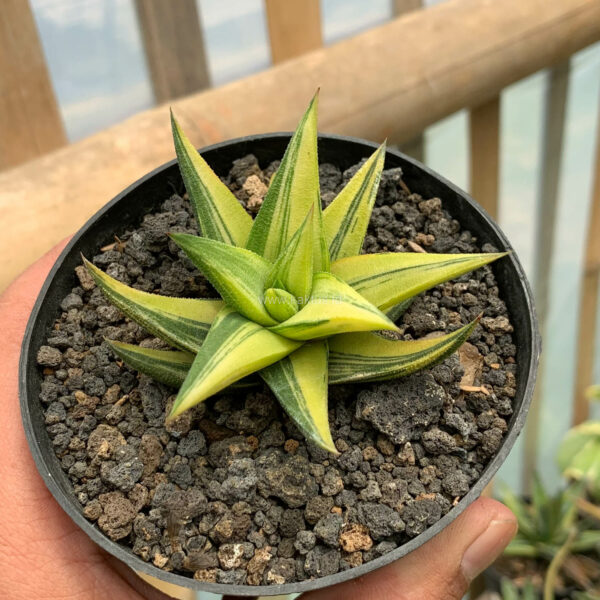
0 237 70 355
0 238 72 493
301 497 517 600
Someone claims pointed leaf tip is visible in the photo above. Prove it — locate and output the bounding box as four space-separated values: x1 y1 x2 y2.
332 251 507 312
323 141 386 261
106 340 193 388
265 206 314 301
83 257 223 353
329 318 479 384
261 341 337 454
246 94 324 269
171 113 252 247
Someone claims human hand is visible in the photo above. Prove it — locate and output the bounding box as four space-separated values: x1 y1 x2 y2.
0 244 516 600
0 241 173 600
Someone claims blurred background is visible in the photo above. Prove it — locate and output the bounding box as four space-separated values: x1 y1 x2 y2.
2 0 600 598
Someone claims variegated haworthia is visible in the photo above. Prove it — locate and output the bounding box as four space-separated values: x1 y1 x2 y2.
85 92 506 453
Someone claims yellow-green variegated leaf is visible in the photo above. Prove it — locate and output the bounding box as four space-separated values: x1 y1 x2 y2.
169 308 301 418
261 341 336 453
328 319 478 383
246 93 329 271
170 233 277 326
107 340 194 388
106 340 259 391
264 288 299 322
171 111 252 246
265 206 314 300
323 142 386 261
557 422 600 490
331 252 507 312
269 272 398 341
83 258 222 353
313 204 330 273
385 298 414 322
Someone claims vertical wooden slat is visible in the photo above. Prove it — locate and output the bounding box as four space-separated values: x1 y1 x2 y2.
135 0 210 104
469 97 501 218
468 98 501 600
394 0 425 163
522 62 570 488
0 0 66 170
393 0 423 11
572 97 600 425
265 0 323 63
533 63 570 318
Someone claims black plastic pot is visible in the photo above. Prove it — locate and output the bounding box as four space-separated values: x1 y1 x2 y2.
19 133 541 596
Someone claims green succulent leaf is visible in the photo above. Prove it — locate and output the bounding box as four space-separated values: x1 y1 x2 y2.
500 485 537 541
520 581 538 600
264 288 299 322
265 206 314 300
106 340 258 390
171 111 252 246
385 298 414 322
331 251 507 311
558 422 600 474
503 539 540 558
313 205 330 273
261 341 336 453
106 340 194 388
270 272 398 341
500 578 538 600
169 307 301 418
246 92 329 271
328 319 478 383
170 233 277 327
323 142 386 261
531 473 550 522
571 530 600 553
83 257 222 353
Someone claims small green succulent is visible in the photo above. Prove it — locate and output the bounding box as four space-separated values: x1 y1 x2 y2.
500 477 600 599
500 577 538 600
84 92 505 452
501 476 600 561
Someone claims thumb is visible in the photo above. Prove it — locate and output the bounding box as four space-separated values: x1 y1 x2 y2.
301 497 517 600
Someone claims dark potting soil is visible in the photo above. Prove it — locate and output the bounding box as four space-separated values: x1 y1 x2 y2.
37 154 518 586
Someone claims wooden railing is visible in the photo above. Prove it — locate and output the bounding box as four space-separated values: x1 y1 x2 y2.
0 0 66 169
1 1 600 598
2 0 597 290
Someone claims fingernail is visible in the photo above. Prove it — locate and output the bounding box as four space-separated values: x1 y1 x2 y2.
461 518 518 581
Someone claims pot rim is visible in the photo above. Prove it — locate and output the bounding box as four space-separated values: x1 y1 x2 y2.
19 131 541 596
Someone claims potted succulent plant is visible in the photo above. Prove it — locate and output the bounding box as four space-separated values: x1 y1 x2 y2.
486 478 600 598
20 93 539 596
486 391 600 600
